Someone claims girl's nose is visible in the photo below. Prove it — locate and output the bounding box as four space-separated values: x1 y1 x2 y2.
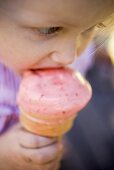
50 39 77 65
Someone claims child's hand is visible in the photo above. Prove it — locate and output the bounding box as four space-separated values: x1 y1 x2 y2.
0 123 63 170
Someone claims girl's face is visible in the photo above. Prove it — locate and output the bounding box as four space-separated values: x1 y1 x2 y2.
0 0 113 74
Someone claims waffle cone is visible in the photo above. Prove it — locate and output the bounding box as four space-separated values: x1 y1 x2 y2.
20 112 75 137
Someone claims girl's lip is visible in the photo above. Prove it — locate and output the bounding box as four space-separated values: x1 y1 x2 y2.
29 67 68 74
30 66 64 70
29 63 66 70
20 66 71 77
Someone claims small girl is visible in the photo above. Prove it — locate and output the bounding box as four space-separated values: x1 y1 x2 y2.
0 0 113 170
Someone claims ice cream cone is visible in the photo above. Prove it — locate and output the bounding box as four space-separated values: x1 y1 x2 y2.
17 68 92 137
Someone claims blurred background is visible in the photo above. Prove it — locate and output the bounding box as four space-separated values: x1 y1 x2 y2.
60 26 114 170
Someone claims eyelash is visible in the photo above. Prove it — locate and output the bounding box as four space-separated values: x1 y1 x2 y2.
28 22 106 39
82 22 106 35
35 27 63 37
96 23 106 28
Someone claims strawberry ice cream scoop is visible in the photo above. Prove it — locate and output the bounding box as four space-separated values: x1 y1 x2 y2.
17 68 92 137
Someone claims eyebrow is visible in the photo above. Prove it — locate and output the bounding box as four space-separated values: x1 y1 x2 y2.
9 4 101 33
16 12 79 29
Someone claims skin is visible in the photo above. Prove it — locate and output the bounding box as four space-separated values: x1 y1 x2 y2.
0 0 113 170
0 0 113 73
0 124 63 170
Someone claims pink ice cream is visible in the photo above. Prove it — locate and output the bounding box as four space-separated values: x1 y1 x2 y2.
17 68 92 137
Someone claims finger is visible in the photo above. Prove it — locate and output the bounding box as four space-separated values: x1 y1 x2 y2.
21 142 63 165
18 127 57 148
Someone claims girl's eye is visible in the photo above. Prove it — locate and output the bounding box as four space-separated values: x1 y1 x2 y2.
37 27 63 36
